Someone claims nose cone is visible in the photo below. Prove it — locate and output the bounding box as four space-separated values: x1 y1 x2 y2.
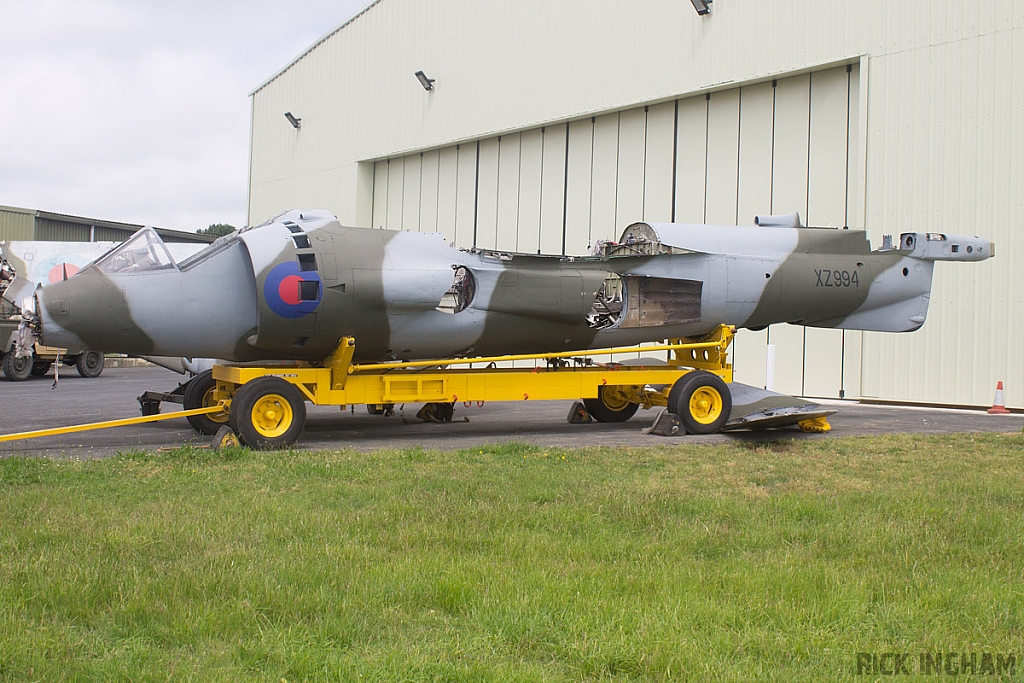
38 229 259 359
39 272 149 352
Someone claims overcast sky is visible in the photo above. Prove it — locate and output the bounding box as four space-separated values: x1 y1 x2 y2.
0 1 371 233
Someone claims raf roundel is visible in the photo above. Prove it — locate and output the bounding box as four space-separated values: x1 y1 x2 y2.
263 261 322 319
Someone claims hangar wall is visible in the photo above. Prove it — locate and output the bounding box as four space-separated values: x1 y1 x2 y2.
368 66 861 398
248 0 1023 408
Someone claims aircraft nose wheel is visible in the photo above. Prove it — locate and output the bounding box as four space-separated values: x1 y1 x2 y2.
668 371 731 434
229 377 306 450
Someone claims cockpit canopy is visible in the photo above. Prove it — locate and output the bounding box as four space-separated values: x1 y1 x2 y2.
92 227 177 275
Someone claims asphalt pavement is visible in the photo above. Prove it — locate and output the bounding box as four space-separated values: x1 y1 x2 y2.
1 365 1021 458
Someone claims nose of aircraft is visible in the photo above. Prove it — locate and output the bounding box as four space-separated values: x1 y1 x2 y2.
37 228 259 359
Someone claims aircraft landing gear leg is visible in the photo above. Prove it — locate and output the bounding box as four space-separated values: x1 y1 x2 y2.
668 371 731 434
229 377 306 450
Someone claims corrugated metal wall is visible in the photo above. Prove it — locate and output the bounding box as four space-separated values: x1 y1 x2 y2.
249 0 1023 407
34 218 93 242
0 207 36 241
369 65 861 397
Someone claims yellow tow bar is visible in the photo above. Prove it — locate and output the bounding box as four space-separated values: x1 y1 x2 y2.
0 405 226 443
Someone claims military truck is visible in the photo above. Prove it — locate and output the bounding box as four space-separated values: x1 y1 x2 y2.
0 317 104 381
0 250 104 381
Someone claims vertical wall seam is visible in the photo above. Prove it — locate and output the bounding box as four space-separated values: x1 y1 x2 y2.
671 99 679 223
538 128 546 252
588 117 596 247
561 124 570 255
703 94 710 223
472 142 480 248
516 135 523 251
642 106 649 220
735 89 743 225
805 73 813 222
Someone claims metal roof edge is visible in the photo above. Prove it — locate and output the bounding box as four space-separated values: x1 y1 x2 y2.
0 204 38 216
249 0 384 98
33 209 215 243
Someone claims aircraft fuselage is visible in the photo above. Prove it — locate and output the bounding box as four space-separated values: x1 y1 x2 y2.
32 210 992 363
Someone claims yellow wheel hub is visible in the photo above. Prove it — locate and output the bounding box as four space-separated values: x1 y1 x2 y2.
601 388 632 411
202 387 230 424
251 394 293 437
689 387 724 424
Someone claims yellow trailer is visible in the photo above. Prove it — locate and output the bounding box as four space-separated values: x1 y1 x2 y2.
1 325 743 449
190 325 736 449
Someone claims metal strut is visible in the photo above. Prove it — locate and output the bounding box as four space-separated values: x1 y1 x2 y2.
0 404 226 443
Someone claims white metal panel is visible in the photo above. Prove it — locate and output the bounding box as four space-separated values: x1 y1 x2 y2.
402 153 422 231
590 113 619 242
455 143 477 249
771 74 811 216
615 109 646 232
643 102 676 223
539 124 568 254
736 82 775 227
847 64 862 231
435 146 458 244
385 158 405 230
371 161 389 230
704 90 739 225
731 82 775 389
496 134 521 251
807 66 852 227
674 95 708 223
420 149 440 233
803 66 854 399
564 118 594 253
517 129 543 253
475 138 500 250
732 329 769 390
768 74 811 397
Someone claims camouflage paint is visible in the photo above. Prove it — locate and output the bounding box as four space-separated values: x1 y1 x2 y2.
30 211 992 365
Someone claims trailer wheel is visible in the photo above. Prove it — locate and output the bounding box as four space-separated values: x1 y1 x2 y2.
584 385 640 422
230 377 306 450
75 351 104 378
2 351 32 381
183 369 230 435
668 371 731 434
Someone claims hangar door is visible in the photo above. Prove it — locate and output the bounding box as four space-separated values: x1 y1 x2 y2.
370 64 862 399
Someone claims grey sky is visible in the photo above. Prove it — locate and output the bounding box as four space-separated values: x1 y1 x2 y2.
0 1 370 233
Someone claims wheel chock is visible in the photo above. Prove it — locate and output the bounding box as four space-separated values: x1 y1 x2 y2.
797 416 832 433
415 402 455 422
211 425 240 449
567 401 593 424
643 409 681 436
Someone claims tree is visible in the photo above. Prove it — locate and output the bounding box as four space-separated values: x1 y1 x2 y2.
197 223 235 238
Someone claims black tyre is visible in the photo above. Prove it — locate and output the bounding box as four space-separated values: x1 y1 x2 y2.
75 351 105 378
229 377 306 450
31 361 53 376
183 369 231 435
668 371 731 435
583 384 640 422
2 351 32 381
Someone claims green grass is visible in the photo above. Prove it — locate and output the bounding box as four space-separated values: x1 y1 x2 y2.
1 433 1023 681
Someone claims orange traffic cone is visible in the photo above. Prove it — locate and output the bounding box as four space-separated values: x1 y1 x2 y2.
987 381 1010 414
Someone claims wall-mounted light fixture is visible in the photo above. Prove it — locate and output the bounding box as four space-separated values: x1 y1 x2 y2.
414 70 435 91
284 112 302 129
689 0 711 15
